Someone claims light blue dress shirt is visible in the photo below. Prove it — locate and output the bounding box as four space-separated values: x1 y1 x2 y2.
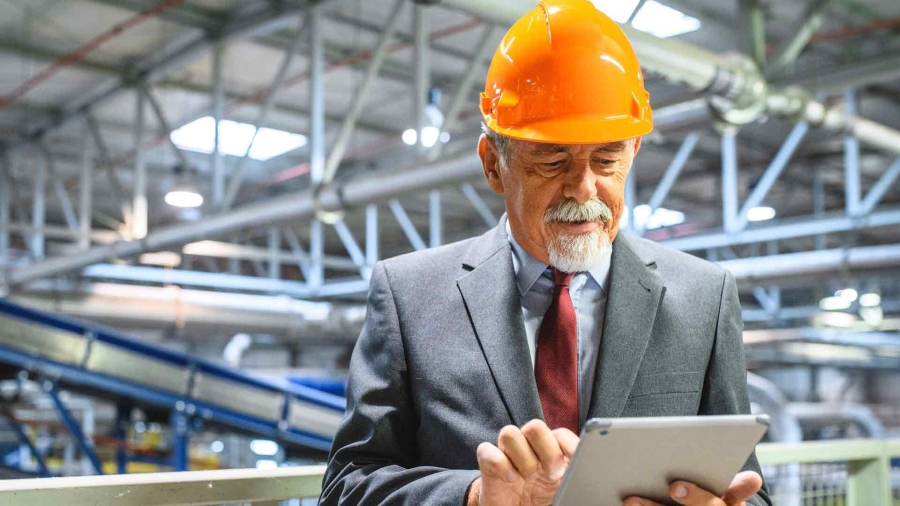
507 222 612 425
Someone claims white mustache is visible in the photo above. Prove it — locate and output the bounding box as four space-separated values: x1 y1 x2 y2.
544 198 613 224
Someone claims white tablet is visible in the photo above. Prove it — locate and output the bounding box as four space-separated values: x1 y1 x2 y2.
553 415 769 506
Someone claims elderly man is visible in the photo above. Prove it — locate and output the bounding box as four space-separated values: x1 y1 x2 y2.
321 1 770 505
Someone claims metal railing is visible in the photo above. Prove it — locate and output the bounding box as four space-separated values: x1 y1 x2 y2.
756 438 900 506
0 465 326 505
1 440 899 505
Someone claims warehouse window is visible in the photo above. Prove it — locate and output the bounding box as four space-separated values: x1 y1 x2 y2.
170 116 308 161
592 0 701 39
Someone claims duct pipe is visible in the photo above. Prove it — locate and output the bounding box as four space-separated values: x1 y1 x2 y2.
746 372 803 444
720 243 900 284
785 403 886 438
11 282 366 342
2 153 482 287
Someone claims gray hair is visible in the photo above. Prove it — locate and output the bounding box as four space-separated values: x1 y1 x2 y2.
482 123 513 168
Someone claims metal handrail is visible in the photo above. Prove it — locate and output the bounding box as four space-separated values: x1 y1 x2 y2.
1 439 898 506
0 465 326 505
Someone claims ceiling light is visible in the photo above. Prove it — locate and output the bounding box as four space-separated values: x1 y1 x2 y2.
250 439 279 456
860 306 884 328
590 0 641 23
171 116 307 162
819 296 851 311
633 204 685 230
139 251 182 268
165 188 204 208
402 128 418 146
211 441 224 453
746 206 776 222
859 293 881 308
631 1 702 38
439 132 451 144
835 288 858 302
421 126 441 148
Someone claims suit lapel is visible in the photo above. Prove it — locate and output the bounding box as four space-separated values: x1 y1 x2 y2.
456 222 543 427
588 234 665 419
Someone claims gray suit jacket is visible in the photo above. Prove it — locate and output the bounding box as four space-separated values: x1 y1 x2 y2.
321 221 771 506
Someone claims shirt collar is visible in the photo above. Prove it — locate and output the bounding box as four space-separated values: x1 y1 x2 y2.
506 220 612 294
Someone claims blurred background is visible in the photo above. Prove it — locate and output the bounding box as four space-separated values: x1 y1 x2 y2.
0 0 899 504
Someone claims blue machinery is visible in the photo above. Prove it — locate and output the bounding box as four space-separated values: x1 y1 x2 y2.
0 298 345 475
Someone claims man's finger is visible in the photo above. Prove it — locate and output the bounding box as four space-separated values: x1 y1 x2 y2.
623 497 665 506
551 428 580 458
521 420 566 480
497 425 539 477
721 471 763 505
669 481 723 505
476 442 517 483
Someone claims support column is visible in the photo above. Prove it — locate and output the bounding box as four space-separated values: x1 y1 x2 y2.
308 5 325 288
365 204 378 268
813 169 826 250
31 148 47 259
211 43 225 207
133 89 148 239
268 228 281 279
115 404 131 474
429 190 442 248
413 4 430 154
0 149 10 265
844 90 861 217
721 131 739 234
169 409 189 472
624 170 637 231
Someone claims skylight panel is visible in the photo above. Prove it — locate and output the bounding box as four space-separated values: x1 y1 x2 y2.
170 116 308 162
590 0 642 23
630 1 702 39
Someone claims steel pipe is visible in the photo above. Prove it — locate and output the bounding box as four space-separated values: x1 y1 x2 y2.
3 153 484 287
719 243 900 283
785 403 885 439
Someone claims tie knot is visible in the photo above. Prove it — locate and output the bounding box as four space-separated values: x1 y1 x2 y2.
552 268 576 287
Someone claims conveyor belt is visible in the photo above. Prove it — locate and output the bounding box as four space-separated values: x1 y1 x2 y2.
0 299 345 452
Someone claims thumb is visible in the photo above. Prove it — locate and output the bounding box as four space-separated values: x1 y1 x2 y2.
722 471 763 504
552 428 580 458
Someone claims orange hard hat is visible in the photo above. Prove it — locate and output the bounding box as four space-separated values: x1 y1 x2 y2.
480 0 653 144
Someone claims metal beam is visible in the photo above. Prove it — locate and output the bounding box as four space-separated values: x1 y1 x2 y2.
721 132 739 234
30 150 47 259
138 83 191 171
281 227 311 280
307 4 325 289
413 4 430 155
459 182 497 228
844 90 862 217
40 147 79 233
429 190 442 249
766 0 836 76
738 0 766 67
646 131 700 211
267 228 280 280
432 25 497 159
0 149 9 265
389 199 427 251
133 90 148 239
210 43 225 207
85 113 131 226
220 15 306 210
365 204 378 269
734 121 809 231
859 158 900 216
660 207 900 251
332 221 366 277
322 0 404 184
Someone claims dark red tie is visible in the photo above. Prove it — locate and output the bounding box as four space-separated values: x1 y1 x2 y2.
534 269 579 434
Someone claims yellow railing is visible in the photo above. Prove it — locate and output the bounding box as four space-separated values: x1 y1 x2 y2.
1 440 898 506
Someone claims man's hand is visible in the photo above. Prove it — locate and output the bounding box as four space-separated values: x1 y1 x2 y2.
624 471 763 506
467 420 579 506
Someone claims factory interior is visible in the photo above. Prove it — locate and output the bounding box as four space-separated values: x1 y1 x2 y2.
0 0 900 504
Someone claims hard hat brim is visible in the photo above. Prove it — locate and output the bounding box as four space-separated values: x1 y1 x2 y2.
483 113 654 145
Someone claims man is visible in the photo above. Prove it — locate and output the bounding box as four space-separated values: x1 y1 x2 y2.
321 1 771 505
